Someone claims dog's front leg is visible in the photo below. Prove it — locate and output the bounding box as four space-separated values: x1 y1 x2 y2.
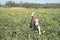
37 26 41 35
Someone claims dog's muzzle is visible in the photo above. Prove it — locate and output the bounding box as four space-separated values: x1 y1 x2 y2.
35 22 39 27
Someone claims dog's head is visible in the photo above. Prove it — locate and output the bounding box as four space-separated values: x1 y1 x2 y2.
33 18 41 26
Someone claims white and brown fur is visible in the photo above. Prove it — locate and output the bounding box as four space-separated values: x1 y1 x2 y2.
30 12 41 35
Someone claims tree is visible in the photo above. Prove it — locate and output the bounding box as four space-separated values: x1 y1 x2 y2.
0 3 2 7
5 1 16 7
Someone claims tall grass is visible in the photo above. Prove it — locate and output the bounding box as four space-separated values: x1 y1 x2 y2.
0 8 60 40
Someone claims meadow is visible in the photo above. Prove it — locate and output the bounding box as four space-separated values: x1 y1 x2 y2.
0 8 60 40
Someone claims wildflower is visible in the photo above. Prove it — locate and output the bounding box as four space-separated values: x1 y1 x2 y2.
43 30 45 33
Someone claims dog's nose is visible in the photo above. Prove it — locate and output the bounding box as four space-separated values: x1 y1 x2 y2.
35 25 38 27
35 22 39 26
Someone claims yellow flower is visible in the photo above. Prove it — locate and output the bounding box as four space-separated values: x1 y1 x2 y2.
43 30 45 33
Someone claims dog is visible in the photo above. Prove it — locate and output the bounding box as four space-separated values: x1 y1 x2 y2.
30 12 41 35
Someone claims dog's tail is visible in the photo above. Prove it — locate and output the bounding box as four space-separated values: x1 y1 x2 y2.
31 12 35 17
30 12 35 28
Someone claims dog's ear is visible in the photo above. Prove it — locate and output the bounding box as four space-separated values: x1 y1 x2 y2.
32 18 35 23
39 19 42 24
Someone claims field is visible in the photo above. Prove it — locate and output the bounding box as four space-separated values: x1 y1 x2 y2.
0 8 60 40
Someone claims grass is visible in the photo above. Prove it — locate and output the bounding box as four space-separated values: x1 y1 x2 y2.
0 8 60 40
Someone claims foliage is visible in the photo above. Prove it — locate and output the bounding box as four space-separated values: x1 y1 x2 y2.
0 8 60 40
0 1 60 9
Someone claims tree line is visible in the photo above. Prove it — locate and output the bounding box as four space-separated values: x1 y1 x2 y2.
0 1 60 9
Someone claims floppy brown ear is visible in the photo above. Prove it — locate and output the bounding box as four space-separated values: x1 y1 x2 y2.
39 19 41 24
32 18 35 23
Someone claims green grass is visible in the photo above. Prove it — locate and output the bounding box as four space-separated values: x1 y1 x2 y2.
0 8 60 40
